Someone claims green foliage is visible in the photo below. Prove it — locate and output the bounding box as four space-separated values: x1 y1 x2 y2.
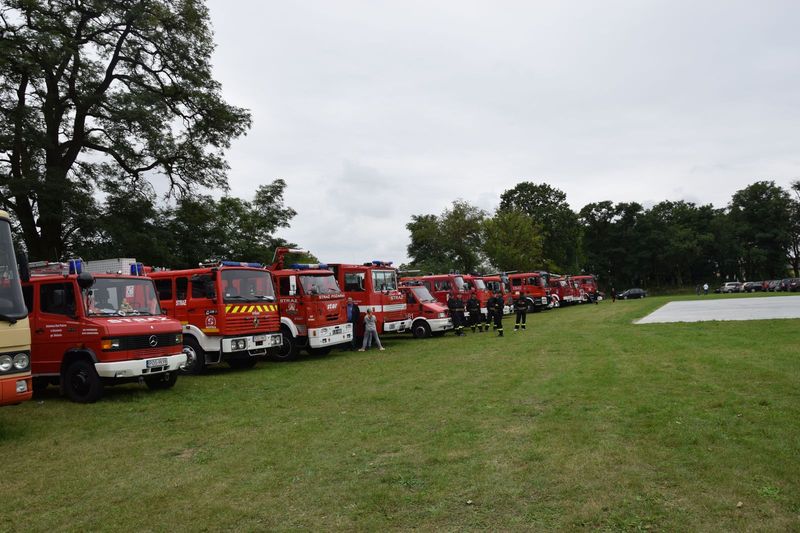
482 209 545 272
499 182 581 272
0 0 251 259
406 200 486 273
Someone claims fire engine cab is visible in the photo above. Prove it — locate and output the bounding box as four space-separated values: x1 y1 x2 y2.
329 261 411 336
23 259 186 403
399 274 469 308
398 281 452 338
573 275 600 302
507 272 550 312
149 261 282 373
267 248 353 360
462 274 490 318
547 274 583 307
480 274 513 314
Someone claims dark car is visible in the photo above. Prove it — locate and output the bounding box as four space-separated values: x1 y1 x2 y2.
619 288 647 299
778 278 793 292
790 278 800 292
742 281 763 293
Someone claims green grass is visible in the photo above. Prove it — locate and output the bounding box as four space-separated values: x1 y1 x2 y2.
2 295 799 531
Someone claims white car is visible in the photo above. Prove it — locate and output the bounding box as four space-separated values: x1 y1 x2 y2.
721 282 742 293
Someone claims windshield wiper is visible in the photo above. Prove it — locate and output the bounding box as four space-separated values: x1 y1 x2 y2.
0 313 19 324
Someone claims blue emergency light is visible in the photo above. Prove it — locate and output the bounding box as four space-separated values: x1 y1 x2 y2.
290 263 329 270
371 260 393 267
68 259 82 274
130 263 144 276
220 260 264 268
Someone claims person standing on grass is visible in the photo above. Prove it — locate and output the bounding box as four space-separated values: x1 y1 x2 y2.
466 292 481 333
489 290 504 336
345 297 361 350
703 282 709 295
513 291 527 331
447 293 466 336
611 287 616 303
358 308 384 352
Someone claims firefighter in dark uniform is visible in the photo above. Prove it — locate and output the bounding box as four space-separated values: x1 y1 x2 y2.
513 291 527 331
487 290 504 336
447 293 466 336
466 293 482 333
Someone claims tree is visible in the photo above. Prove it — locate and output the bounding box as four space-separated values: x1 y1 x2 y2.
482 209 544 272
405 200 486 273
499 182 581 271
0 0 251 259
729 181 793 279
789 180 800 277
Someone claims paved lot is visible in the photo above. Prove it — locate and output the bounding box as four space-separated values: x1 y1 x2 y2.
636 295 800 324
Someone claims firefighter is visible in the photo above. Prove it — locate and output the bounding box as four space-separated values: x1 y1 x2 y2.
466 292 482 333
488 290 504 336
513 291 527 331
447 293 466 336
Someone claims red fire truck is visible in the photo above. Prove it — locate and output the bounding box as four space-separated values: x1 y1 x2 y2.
546 274 582 308
462 274 490 318
267 248 353 360
329 261 411 336
149 261 282 373
398 282 452 338
23 259 186 403
573 274 599 302
507 272 550 312
399 274 469 308
480 274 513 314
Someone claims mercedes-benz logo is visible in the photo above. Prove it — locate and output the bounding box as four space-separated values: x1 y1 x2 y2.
148 335 158 347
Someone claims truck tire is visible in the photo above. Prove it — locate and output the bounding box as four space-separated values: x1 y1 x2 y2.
62 359 104 403
228 357 258 370
145 371 178 390
272 328 299 361
412 321 431 338
181 338 207 375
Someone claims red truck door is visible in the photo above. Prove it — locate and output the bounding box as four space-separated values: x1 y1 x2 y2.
32 281 84 375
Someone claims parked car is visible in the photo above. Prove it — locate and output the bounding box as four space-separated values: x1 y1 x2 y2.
767 280 780 292
618 288 646 299
777 278 793 292
789 278 800 292
742 281 763 293
721 281 742 293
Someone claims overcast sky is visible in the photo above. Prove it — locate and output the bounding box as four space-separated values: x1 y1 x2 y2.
205 0 800 264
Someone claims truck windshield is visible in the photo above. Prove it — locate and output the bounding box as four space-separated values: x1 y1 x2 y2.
87 278 162 316
472 279 486 290
372 270 397 291
411 286 437 303
300 274 341 295
221 269 275 303
453 276 465 290
0 220 27 321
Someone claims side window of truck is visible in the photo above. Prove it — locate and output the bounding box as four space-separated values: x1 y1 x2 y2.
40 282 76 316
511 278 521 287
344 272 365 292
278 276 290 296
176 277 188 300
155 279 173 301
434 280 450 291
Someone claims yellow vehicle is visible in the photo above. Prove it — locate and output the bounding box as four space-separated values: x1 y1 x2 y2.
0 210 31 406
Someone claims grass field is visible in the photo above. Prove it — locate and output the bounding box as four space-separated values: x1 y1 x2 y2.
2 294 799 531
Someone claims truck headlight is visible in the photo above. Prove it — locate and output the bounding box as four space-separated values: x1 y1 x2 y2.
438 312 446 318
101 338 121 350
13 353 29 370
320 327 329 336
0 355 12 372
174 333 183 345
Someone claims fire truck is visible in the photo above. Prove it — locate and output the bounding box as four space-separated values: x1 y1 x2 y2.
23 259 186 403
398 281 452 338
0 211 31 406
149 261 282 373
545 274 580 308
399 274 469 308
266 248 353 360
329 261 411 336
573 274 600 302
462 274 490 318
507 272 550 312
480 274 513 314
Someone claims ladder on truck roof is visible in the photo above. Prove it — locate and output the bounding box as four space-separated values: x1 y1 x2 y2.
28 258 147 277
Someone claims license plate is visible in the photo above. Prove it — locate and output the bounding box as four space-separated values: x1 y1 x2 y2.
146 358 167 368
332 327 341 334
253 335 266 343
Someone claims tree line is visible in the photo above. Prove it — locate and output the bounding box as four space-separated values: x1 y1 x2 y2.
404 180 800 290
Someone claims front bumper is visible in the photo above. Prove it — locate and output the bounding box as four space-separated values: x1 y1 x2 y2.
95 352 187 378
383 318 412 333
309 323 353 348
221 333 282 354
0 375 32 405
428 317 453 332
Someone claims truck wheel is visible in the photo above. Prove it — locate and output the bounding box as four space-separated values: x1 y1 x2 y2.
412 321 431 338
145 372 178 390
228 357 258 370
63 359 103 403
272 328 299 361
181 339 207 375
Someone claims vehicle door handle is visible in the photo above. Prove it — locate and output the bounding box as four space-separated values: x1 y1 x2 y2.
35 328 44 334
67 327 77 332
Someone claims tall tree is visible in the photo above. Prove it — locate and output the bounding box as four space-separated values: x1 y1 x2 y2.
789 180 800 277
729 181 792 279
499 182 581 271
0 0 251 259
482 209 544 272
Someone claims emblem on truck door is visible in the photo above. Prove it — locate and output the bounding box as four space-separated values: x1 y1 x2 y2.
149 335 158 347
253 317 260 328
